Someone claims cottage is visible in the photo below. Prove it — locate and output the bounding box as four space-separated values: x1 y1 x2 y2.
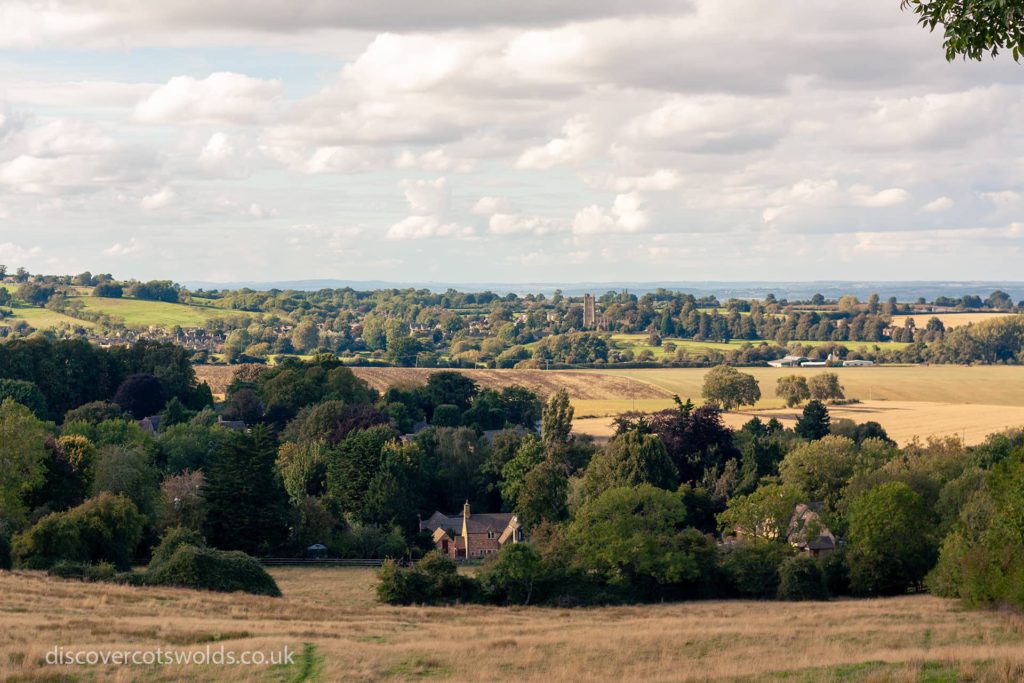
420 502 523 560
786 503 837 558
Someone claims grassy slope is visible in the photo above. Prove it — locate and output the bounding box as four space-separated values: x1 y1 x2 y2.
1 304 97 330
0 568 1021 682
76 296 243 327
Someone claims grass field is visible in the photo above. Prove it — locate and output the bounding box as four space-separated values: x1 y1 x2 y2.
610 334 910 357
1 568 1021 682
76 296 244 327
1 304 97 330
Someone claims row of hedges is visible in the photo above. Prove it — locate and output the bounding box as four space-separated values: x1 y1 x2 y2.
378 544 835 608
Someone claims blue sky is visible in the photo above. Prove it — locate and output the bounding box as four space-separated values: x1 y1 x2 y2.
0 1 1022 283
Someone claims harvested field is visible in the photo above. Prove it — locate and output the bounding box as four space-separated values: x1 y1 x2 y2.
350 367 673 401
574 400 1024 447
2 568 1022 682
584 365 1024 407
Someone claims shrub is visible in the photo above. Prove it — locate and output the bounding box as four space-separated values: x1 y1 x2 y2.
821 548 850 596
12 493 145 570
476 544 544 606
376 551 472 605
777 555 829 601
720 543 790 599
150 527 207 569
143 545 281 597
47 560 117 583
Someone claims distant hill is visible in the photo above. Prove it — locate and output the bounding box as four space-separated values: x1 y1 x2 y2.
183 279 1024 301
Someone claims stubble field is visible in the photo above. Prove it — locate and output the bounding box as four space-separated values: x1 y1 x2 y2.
1 568 1023 682
343 365 1024 446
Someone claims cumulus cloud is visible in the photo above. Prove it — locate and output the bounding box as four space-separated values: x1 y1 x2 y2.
386 177 474 240
103 238 141 256
140 187 176 210
922 196 954 212
516 116 596 169
135 72 281 124
572 192 649 235
0 241 42 262
1 0 1023 280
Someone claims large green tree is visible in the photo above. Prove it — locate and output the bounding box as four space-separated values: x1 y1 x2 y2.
0 399 49 526
202 425 290 555
847 481 937 595
701 365 761 411
902 0 1024 61
569 485 715 598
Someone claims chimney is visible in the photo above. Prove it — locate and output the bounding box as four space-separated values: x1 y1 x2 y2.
463 500 470 519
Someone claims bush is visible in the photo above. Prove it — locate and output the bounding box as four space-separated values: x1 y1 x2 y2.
476 544 545 606
777 555 829 601
821 548 850 596
47 560 117 583
12 493 145 570
376 551 473 605
150 527 207 569
720 543 790 599
143 545 281 597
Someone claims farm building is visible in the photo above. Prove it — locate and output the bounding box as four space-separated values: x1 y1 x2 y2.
767 355 807 367
842 359 874 367
420 502 524 560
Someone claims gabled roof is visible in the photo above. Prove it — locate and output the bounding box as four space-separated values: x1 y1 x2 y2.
787 503 836 551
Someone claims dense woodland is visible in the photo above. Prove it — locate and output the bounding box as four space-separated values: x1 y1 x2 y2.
4 268 1024 368
0 338 1021 611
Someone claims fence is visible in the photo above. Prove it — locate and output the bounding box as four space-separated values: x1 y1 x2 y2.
258 558 385 567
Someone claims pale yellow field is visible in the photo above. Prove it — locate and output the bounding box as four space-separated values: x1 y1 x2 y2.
575 400 1024 447
897 312 1014 329
568 366 1024 446
199 364 1024 447
1 568 1022 682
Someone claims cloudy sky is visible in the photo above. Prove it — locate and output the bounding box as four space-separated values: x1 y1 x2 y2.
0 1 1022 284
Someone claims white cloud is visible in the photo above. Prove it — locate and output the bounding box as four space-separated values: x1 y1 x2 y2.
140 187 176 210
199 132 235 166
922 196 954 213
516 116 596 169
135 72 281 124
850 186 909 208
572 192 649 235
386 177 474 240
472 196 513 215
103 238 141 256
0 241 42 262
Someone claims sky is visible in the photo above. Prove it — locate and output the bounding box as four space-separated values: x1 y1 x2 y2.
0 1 1022 284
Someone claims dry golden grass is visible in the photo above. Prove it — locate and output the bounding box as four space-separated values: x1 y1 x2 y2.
1 568 1022 682
896 312 1014 329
